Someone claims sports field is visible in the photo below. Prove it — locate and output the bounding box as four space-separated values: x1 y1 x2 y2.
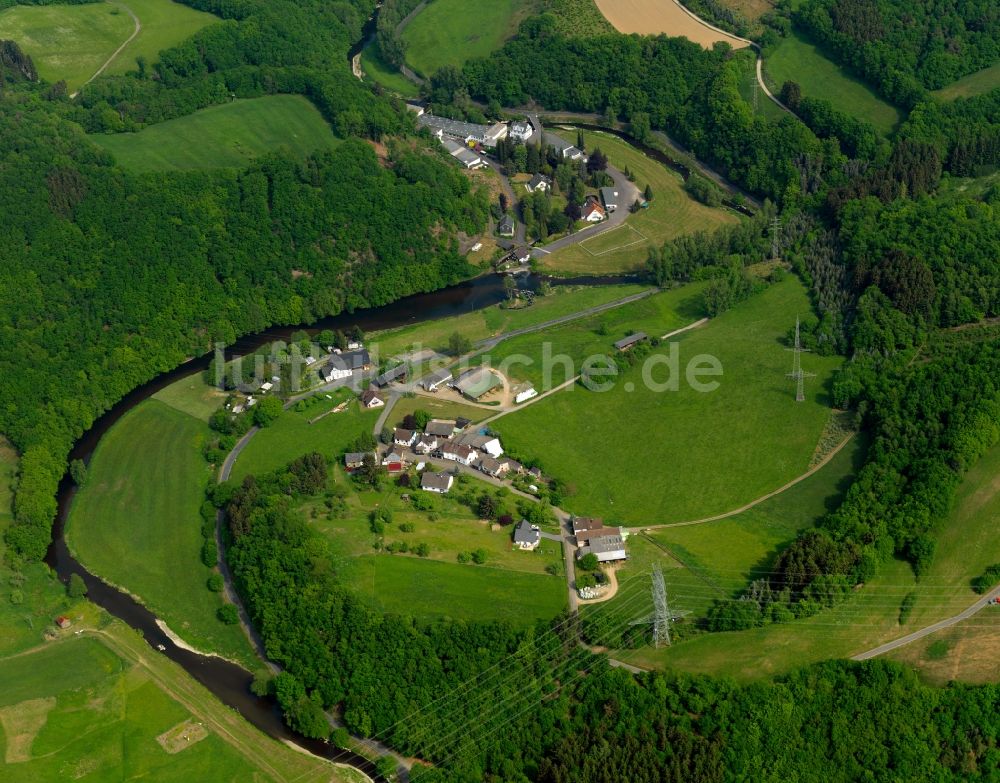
0 0 216 91
93 95 338 171
593 0 749 48
66 388 254 666
360 39 420 97
932 62 1000 101
493 277 843 525
0 628 344 782
229 389 382 482
765 31 902 136
540 130 740 275
401 0 535 77
613 434 1000 681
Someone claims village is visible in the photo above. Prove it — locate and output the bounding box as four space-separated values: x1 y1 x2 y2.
409 105 645 273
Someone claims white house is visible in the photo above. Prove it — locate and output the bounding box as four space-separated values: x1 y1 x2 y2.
440 442 477 466
600 186 620 212
513 520 541 551
526 173 551 193
421 471 453 493
421 368 453 392
360 389 385 409
394 428 417 447
581 198 606 223
414 434 439 455
509 120 533 142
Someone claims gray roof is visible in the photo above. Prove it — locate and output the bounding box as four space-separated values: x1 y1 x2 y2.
600 186 620 205
425 419 456 437
453 148 482 167
421 471 452 491
498 214 515 235
421 368 453 389
344 451 372 465
513 520 540 545
374 364 407 386
479 455 503 474
614 332 647 350
330 349 371 371
585 534 627 558
419 113 492 141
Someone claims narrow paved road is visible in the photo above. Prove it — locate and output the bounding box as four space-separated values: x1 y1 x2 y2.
372 391 400 436
851 586 1000 661
485 159 527 245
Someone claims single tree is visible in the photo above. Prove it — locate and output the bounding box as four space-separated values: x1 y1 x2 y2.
644 183 653 201
67 573 87 598
579 553 599 571
253 395 283 427
448 331 472 356
69 458 87 487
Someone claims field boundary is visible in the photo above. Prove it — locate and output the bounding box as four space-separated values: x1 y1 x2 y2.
580 223 648 257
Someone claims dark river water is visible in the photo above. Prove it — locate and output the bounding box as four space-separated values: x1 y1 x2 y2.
44 271 631 780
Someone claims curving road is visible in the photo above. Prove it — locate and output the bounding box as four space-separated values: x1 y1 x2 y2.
851 586 1000 661
71 1 142 98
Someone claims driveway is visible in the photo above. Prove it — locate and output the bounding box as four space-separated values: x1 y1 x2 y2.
530 162 640 260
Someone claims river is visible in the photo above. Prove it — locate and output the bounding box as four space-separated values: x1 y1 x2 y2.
44 271 629 780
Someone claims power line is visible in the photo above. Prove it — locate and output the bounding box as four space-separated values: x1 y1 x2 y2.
786 315 815 402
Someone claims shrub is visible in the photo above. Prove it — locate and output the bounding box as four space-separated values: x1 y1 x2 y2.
67 573 87 598
971 563 1000 594
898 592 917 624
579 553 599 571
207 573 225 592
471 548 487 564
201 539 219 567
217 604 239 624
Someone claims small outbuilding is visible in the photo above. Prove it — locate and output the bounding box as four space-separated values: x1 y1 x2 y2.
613 332 647 352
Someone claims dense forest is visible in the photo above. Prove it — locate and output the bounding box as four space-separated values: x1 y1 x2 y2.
1 0 490 560
794 0 999 105
222 456 1000 781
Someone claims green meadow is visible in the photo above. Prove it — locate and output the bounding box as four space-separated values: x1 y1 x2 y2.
765 31 902 136
66 379 254 666
493 277 843 526
933 62 1000 101
360 39 420 97
229 388 381 482
0 0 216 91
612 436 1000 681
93 95 338 171
0 630 342 782
401 0 535 77
371 282 649 358
541 130 741 276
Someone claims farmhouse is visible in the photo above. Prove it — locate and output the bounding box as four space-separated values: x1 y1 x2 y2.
572 516 604 537
394 428 417 447
509 120 533 142
513 519 541 550
324 348 371 381
421 368 453 391
455 432 504 457
576 525 625 545
578 533 628 563
498 214 515 237
614 332 647 351
425 419 457 438
600 186 620 212
360 389 385 409
526 173 551 193
421 471 454 493
373 364 408 387
581 197 606 222
452 366 503 401
440 441 477 466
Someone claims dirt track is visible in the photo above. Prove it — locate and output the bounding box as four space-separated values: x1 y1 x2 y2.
593 0 750 49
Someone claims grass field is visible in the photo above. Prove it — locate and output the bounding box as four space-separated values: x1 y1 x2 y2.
309 463 567 624
370 283 649 358
612 436 1000 680
389 396 491 428
540 130 740 275
937 168 1000 201
360 39 420 97
93 95 338 171
66 396 254 666
933 62 1000 101
0 0 216 91
765 31 902 136
153 373 228 422
401 0 535 78
0 627 345 782
732 48 786 121
230 389 381 482
492 277 842 526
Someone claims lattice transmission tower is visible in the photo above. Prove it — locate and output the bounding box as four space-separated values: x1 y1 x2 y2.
770 216 782 259
786 316 815 402
652 564 671 648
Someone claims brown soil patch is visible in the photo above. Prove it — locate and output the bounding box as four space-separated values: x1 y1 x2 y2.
0 697 56 763
156 719 209 754
593 0 750 48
